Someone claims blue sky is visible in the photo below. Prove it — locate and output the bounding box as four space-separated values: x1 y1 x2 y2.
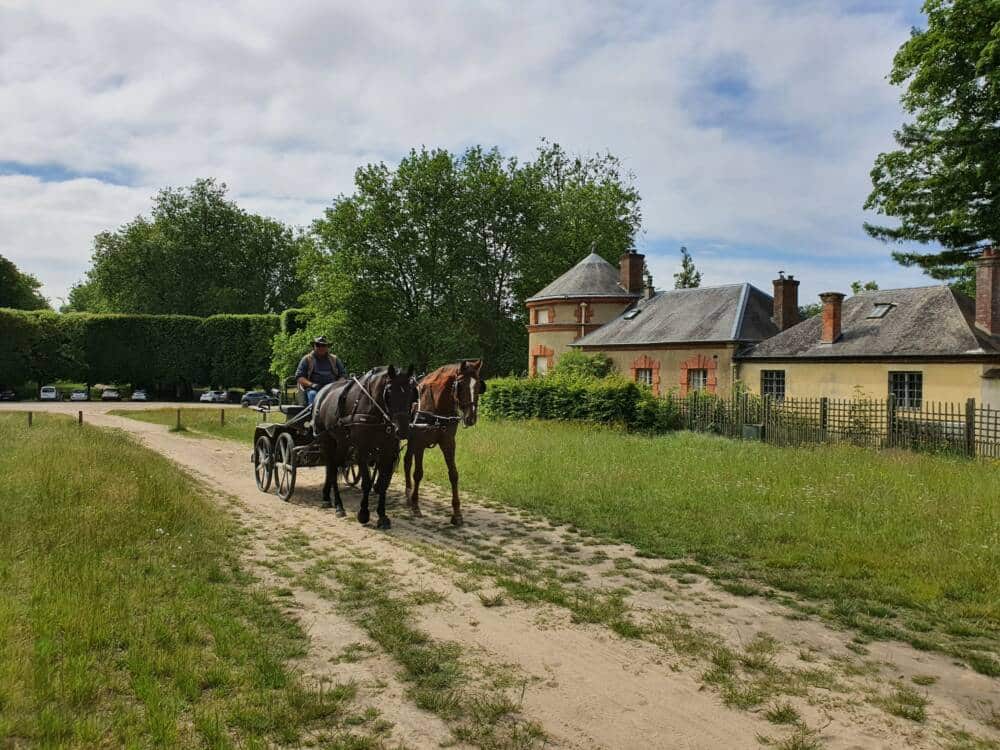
0 0 930 306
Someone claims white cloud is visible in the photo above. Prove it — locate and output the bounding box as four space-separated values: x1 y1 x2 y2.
0 0 927 304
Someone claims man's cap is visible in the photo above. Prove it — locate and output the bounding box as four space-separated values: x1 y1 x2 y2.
312 336 329 346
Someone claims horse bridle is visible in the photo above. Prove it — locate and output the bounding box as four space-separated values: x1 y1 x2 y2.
351 375 414 437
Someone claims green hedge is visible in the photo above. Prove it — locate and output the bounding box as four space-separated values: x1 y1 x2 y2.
0 308 279 391
481 374 682 432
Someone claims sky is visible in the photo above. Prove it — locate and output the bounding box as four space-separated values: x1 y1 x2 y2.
0 0 932 307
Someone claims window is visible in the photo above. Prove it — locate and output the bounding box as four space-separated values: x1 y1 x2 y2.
533 355 549 375
535 308 551 324
623 308 641 320
867 303 894 319
889 371 922 408
761 370 785 400
635 368 653 386
687 368 708 391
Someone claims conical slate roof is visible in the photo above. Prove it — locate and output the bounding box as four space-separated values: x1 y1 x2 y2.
526 252 639 303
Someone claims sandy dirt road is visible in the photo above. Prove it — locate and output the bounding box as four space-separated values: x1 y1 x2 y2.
6 402 999 750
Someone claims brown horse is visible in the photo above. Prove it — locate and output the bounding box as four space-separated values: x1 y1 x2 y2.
314 365 417 529
404 359 486 525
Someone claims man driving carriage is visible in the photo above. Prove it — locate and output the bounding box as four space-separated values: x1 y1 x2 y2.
295 336 347 406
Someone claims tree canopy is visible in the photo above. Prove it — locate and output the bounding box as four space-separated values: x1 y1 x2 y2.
278 142 641 377
0 254 49 310
673 246 702 289
74 179 308 315
865 0 1000 289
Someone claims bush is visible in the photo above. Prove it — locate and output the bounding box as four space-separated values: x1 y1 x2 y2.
481 373 680 433
551 350 615 379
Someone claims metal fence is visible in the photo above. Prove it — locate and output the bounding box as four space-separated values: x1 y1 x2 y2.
672 392 1000 459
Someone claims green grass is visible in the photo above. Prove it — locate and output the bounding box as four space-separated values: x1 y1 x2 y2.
418 419 1000 662
0 413 372 748
111 406 279 442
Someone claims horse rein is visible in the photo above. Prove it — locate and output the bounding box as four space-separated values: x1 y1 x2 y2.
350 375 410 436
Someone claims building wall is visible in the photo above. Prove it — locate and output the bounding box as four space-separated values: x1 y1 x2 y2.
578 344 739 396
526 298 633 373
737 360 999 407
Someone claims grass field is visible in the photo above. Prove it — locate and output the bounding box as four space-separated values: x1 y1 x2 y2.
112 408 1000 673
417 420 1000 671
109 406 279 442
0 413 378 747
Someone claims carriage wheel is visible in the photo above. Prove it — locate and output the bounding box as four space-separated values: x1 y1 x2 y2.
343 461 362 487
274 432 297 501
253 435 274 493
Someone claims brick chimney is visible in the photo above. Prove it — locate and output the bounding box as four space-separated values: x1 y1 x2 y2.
976 247 1000 335
819 292 845 344
619 250 645 295
772 271 800 331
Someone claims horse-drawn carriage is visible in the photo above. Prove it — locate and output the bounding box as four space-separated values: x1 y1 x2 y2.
248 361 485 528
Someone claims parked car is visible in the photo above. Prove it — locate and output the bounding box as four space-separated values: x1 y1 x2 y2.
0 389 17 401
241 390 278 408
200 390 228 403
39 385 60 401
70 389 89 402
131 389 150 402
101 388 121 401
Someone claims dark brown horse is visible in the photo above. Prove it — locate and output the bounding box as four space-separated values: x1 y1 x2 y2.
404 359 486 525
315 366 417 529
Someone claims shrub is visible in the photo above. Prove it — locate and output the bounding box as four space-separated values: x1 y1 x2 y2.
551 350 615 379
481 373 680 433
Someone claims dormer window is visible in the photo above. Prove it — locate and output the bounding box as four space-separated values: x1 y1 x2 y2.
623 308 641 320
867 303 894 319
535 308 551 324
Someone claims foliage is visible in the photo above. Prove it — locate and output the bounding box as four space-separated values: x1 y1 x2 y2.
0 254 48 310
0 414 368 746
60 279 110 313
481 373 681 432
294 141 641 376
551 350 614 379
279 307 312 336
865 0 1000 289
78 178 309 315
0 309 279 390
673 246 702 289
850 280 880 295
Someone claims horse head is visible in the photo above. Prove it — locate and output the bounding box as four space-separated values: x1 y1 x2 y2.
454 359 486 427
384 364 417 439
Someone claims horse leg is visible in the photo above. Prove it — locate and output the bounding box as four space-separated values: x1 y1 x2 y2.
331 452 346 518
404 444 418 510
441 433 462 526
409 445 425 517
320 435 335 509
357 446 372 525
374 450 392 530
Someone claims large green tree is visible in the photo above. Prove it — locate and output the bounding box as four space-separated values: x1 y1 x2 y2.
280 142 641 377
77 179 308 315
865 0 1000 291
0 254 49 310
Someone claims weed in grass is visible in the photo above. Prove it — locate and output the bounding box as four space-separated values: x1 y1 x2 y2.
722 581 763 597
775 727 823 750
965 652 1000 677
943 729 1000 750
876 685 928 722
478 592 506 608
455 575 483 593
334 642 378 664
911 674 938 686
408 589 447 606
765 702 801 725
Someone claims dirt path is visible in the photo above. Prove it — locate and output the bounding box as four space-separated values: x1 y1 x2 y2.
10 403 998 750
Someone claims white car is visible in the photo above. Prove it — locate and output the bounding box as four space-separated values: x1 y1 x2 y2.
70 389 89 402
200 390 228 403
131 389 149 402
101 388 121 401
39 385 60 401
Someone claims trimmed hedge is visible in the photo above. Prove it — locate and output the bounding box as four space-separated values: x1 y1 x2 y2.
0 308 279 391
482 374 682 433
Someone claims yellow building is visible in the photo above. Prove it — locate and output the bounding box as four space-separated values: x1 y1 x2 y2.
737 249 1000 408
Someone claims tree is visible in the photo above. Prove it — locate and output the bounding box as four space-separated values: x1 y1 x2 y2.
865 0 1000 291
0 254 49 310
850 280 880 295
77 179 308 316
673 246 702 289
278 142 641 377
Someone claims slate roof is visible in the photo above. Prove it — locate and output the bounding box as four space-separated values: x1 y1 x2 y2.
741 285 1000 359
526 252 639 303
572 283 779 347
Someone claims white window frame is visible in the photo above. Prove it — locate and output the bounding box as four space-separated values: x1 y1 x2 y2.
688 368 708 391
635 368 653 387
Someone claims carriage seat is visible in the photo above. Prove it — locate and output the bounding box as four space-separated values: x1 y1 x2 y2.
280 404 308 420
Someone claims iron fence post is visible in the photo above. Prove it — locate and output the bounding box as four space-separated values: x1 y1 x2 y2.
965 398 976 458
886 395 896 448
820 397 829 437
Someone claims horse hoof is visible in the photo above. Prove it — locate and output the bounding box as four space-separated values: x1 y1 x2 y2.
450 514 463 527
377 516 392 530
322 501 333 509
410 505 423 518
357 509 370 525
335 507 346 518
